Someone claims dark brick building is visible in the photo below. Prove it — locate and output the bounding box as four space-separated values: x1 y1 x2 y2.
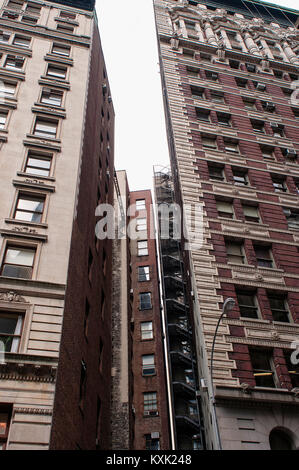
154 0 299 450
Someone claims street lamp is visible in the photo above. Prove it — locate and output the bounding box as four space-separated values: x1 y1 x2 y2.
210 298 236 450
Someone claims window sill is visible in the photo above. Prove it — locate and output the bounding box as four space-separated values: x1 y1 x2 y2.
26 134 61 144
17 171 55 183
5 218 48 229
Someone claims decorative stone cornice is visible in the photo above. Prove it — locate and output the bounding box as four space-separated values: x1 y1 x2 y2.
14 407 52 416
0 291 28 303
0 353 58 382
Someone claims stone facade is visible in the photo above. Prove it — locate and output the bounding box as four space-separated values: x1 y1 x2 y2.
154 0 299 450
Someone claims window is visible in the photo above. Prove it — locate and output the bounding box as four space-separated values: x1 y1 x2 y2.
254 81 266 92
46 64 67 80
246 63 256 73
254 245 273 268
7 0 23 9
196 108 210 122
0 31 11 43
271 175 287 192
236 78 248 88
33 117 58 139
229 59 240 70
268 294 290 322
216 200 234 219
251 120 265 133
137 240 148 256
190 86 204 100
56 24 74 34
237 291 259 319
232 168 248 186
210 91 224 103
199 52 211 63
217 112 231 127
224 139 239 153
242 204 260 223
4 55 24 71
142 354 155 376
208 164 224 181
1 246 36 279
271 123 284 137
226 240 245 264
13 35 31 48
0 311 23 353
136 218 147 232
141 321 153 340
144 392 157 414
186 66 199 78
283 208 299 230
242 97 256 110
205 71 218 81
145 434 160 450
0 407 11 451
291 107 299 120
22 15 38 24
136 199 146 210
40 88 63 107
139 292 152 310
261 145 275 161
14 193 45 223
59 10 76 20
249 349 276 388
25 3 41 15
262 101 276 113
284 352 299 388
51 43 71 57
24 150 52 177
0 81 16 97
0 111 8 130
138 266 150 282
201 135 217 149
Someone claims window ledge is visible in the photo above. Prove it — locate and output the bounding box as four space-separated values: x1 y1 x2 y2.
17 171 55 183
26 134 61 144
5 218 48 230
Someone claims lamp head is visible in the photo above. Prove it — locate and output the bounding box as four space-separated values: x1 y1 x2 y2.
223 297 236 314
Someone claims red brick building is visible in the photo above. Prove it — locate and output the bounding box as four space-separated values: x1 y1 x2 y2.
129 190 170 450
154 0 299 450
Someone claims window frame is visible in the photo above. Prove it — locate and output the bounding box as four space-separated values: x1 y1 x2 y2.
139 292 152 311
140 321 153 340
13 191 46 224
236 291 259 319
0 243 37 280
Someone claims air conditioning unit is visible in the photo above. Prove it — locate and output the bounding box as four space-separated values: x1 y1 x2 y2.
270 122 279 129
151 432 160 439
265 102 275 111
247 64 256 73
256 82 266 91
144 410 159 417
285 148 297 157
199 378 208 391
211 73 218 80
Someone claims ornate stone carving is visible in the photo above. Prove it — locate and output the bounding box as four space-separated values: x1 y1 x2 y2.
0 291 27 303
240 382 252 394
24 178 45 185
12 226 37 234
271 330 280 341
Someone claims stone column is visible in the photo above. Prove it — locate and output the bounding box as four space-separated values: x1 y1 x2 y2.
203 20 218 45
282 41 299 64
243 30 260 56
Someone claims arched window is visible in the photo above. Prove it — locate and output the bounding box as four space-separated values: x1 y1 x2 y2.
269 429 294 450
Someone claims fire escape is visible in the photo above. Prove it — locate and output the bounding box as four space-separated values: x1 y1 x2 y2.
154 167 205 450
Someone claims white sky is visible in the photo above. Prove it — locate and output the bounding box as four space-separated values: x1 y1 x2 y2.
96 0 298 192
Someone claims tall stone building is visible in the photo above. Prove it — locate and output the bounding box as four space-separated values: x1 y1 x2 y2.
154 0 299 450
0 0 115 449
